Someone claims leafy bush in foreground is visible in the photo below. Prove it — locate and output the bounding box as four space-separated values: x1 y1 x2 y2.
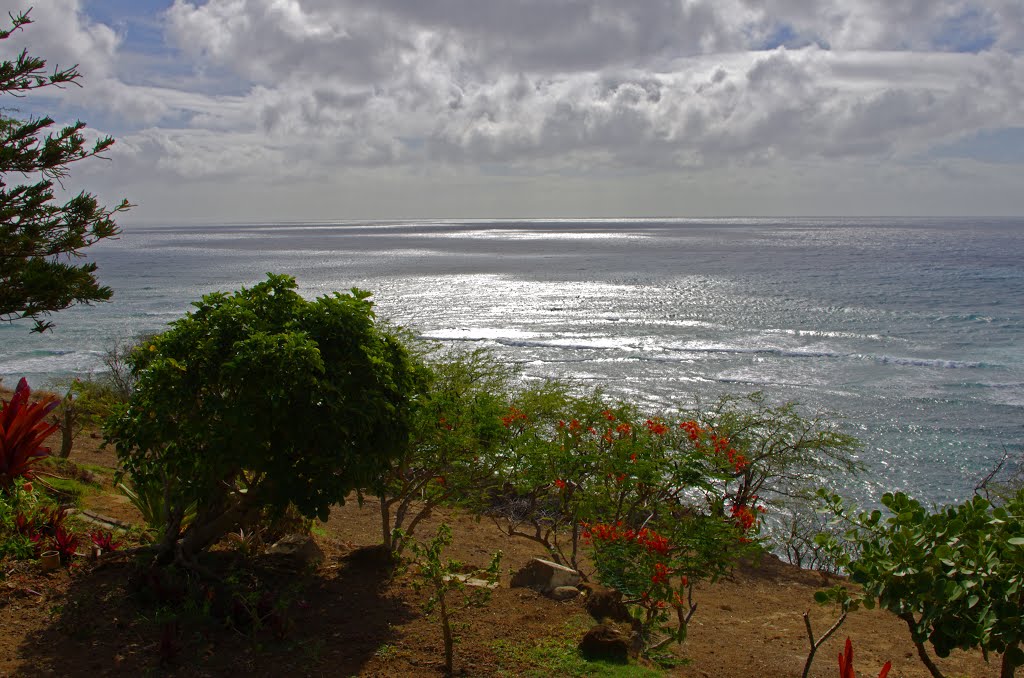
818 489 1024 678
105 274 425 567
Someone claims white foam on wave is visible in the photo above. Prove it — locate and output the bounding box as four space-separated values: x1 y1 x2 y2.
420 327 543 342
0 349 104 380
869 355 985 369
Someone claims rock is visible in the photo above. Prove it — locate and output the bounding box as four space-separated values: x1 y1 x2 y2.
582 584 631 622
509 558 580 593
548 585 581 601
442 573 498 590
266 534 324 568
579 623 630 663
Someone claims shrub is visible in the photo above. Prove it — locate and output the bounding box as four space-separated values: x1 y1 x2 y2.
105 274 426 568
818 489 1024 678
378 346 516 555
406 523 501 676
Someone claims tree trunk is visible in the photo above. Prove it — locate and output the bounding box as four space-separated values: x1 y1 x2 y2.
380 495 393 552
59 401 74 458
439 587 454 676
174 494 261 566
1001 642 1019 678
898 613 945 678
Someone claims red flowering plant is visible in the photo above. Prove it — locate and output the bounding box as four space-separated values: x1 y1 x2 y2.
678 393 860 541
481 384 610 569
0 378 59 488
584 509 754 653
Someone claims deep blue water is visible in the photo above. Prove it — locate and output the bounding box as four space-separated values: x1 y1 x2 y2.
3 217 1022 506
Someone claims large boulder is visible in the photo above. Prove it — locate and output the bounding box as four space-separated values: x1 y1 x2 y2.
509 558 581 593
579 623 630 663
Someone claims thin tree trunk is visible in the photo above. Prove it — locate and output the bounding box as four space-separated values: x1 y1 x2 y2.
59 401 74 458
1001 642 1019 678
898 613 945 678
439 587 454 676
802 610 847 678
380 494 392 551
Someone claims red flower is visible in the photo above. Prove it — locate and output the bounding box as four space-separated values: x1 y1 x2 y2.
651 562 670 584
679 420 702 441
554 479 567 490
501 406 528 427
644 419 669 435
602 410 615 421
731 504 757 531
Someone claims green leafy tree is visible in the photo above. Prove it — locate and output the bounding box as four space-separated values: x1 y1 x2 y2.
0 10 130 332
378 346 515 555
105 274 425 568
817 489 1024 678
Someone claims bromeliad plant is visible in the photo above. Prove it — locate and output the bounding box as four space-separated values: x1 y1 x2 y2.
0 378 59 487
817 488 1024 678
838 638 892 678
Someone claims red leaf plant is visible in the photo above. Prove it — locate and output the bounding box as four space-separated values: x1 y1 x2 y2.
90 530 121 551
51 524 79 564
0 378 59 487
839 637 892 678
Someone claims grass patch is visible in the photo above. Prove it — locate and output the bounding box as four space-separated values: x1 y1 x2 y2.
492 618 666 678
40 476 97 506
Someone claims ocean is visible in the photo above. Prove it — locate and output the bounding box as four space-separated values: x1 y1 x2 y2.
2 217 1022 507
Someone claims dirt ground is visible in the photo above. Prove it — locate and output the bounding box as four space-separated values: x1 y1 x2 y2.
0 394 1003 677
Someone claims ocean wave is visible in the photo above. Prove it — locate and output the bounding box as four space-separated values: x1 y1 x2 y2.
869 355 987 369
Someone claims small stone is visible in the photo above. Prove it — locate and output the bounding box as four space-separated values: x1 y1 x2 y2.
548 586 581 601
509 558 580 593
267 534 324 568
443 573 498 590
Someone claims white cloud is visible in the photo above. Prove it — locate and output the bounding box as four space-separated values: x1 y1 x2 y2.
6 0 1024 219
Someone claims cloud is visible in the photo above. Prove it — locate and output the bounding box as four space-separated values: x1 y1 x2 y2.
2 0 120 77
7 0 1024 219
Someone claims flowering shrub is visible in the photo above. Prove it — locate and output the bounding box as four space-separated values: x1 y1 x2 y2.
585 512 756 652
0 378 59 487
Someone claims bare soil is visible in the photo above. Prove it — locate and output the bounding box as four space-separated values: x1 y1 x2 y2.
0 397 1002 677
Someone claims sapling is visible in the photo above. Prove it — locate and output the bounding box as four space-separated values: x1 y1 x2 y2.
405 523 501 676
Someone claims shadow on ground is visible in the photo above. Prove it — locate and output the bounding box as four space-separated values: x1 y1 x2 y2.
15 545 413 677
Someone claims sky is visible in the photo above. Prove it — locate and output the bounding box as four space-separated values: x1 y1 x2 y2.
2 0 1023 223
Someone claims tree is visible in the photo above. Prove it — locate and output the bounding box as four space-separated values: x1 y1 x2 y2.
818 489 1024 678
0 9 130 332
105 274 426 568
377 346 516 556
